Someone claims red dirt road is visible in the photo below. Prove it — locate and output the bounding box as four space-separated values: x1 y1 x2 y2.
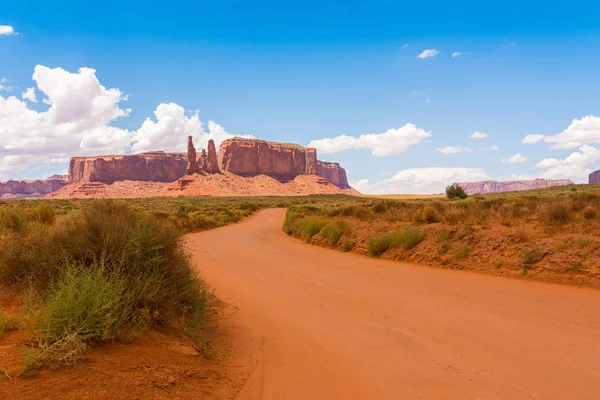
188 209 600 400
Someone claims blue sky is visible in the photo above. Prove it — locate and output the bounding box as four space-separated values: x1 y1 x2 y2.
1 0 600 193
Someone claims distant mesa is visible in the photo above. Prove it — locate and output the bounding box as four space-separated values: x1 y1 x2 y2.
0 175 67 200
46 136 355 198
455 178 574 195
589 169 600 184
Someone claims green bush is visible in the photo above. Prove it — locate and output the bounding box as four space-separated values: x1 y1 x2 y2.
446 184 468 200
0 207 27 233
369 226 424 255
523 248 544 264
27 203 56 225
291 216 327 242
341 240 354 252
454 245 470 259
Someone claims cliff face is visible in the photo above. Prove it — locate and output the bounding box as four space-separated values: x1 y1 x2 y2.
69 152 186 184
217 138 318 180
317 161 350 189
589 170 600 184
456 179 574 195
0 175 67 199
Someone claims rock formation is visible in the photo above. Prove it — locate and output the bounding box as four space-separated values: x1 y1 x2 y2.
206 140 219 173
456 179 574 195
69 152 186 184
317 161 350 189
0 175 67 199
186 136 199 174
217 138 318 180
589 170 600 184
51 136 354 198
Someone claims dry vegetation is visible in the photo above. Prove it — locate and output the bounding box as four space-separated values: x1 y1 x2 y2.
285 184 600 288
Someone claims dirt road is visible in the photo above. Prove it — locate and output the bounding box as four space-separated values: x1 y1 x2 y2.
188 209 600 400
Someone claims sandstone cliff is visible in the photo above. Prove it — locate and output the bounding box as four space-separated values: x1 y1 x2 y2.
217 138 317 180
317 161 350 189
456 179 574 195
69 152 186 184
0 175 67 199
589 170 600 184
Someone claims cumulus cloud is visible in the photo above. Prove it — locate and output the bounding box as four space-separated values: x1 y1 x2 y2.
417 49 438 59
0 26 16 36
501 153 527 163
522 134 545 144
478 144 499 152
308 124 431 156
521 116 600 149
0 65 245 178
469 131 488 139
351 167 490 194
434 146 472 154
0 78 11 92
452 52 467 58
535 144 600 182
22 87 37 103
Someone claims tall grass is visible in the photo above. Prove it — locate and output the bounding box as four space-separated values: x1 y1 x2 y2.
368 226 424 255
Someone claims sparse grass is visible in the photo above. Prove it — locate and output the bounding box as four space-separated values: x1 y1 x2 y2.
567 262 584 271
0 310 17 337
321 220 351 245
495 262 503 268
523 248 544 264
291 216 328 242
341 240 354 252
368 226 424 255
454 245 471 259
583 206 597 220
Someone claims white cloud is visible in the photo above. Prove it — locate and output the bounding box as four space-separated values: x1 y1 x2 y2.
308 124 431 156
22 87 37 103
535 144 600 182
0 65 247 178
351 168 490 194
543 116 600 149
469 131 488 139
452 52 464 58
425 98 430 103
0 26 16 36
0 78 11 92
522 134 545 144
417 49 438 59
402 43 409 48
434 146 472 154
478 144 499 152
502 153 527 163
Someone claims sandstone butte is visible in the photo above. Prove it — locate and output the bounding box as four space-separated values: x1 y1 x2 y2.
0 175 67 200
589 169 600 184
455 178 574 195
48 137 355 198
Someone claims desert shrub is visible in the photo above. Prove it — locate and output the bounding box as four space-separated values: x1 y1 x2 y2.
0 207 27 234
446 184 468 200
0 310 17 337
291 216 327 242
353 206 374 220
454 245 470 259
341 240 354 252
523 248 544 264
27 263 135 344
321 223 343 245
0 201 210 325
368 234 393 255
369 226 424 255
514 224 534 242
338 205 355 217
438 229 451 242
539 201 571 224
27 203 56 225
393 226 424 249
372 202 387 214
583 206 597 220
414 205 441 224
20 333 88 378
284 209 302 234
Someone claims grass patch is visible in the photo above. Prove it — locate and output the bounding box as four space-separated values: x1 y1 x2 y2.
567 262 584 270
341 240 354 252
523 248 544 264
291 216 327 242
369 226 424 255
453 245 470 259
320 220 351 245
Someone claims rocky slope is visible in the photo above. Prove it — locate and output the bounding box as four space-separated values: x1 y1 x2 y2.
456 178 574 195
0 175 67 199
589 170 600 184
